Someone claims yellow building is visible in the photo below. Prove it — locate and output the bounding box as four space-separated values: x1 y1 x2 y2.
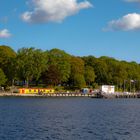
19 88 54 94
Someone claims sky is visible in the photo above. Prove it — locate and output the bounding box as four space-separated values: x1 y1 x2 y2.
0 0 140 62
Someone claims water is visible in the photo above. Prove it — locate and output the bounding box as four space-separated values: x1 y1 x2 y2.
0 97 140 140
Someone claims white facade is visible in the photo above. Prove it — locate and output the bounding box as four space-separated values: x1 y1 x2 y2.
101 85 115 94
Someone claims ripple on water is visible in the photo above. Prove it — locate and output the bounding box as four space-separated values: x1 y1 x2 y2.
0 98 140 140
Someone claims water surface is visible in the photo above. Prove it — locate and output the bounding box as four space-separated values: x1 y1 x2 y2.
0 97 140 140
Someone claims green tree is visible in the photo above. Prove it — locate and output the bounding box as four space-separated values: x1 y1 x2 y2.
84 66 96 86
42 64 61 86
0 45 16 85
47 48 71 84
73 74 86 89
70 56 86 88
94 59 108 85
0 45 16 68
31 49 48 84
16 48 48 87
0 69 7 86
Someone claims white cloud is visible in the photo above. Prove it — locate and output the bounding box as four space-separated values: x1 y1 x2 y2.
21 0 92 23
104 13 140 31
0 29 11 38
124 0 140 2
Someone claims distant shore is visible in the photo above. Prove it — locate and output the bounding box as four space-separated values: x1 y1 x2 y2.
0 93 96 98
0 92 140 98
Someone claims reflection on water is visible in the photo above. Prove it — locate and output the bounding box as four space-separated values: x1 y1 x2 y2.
0 97 140 140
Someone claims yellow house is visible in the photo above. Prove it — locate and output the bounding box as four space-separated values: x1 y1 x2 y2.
19 88 54 94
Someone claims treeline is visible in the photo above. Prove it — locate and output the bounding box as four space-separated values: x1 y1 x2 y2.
0 45 140 91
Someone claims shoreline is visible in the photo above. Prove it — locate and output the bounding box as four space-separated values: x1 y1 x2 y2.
0 93 96 98
0 92 140 98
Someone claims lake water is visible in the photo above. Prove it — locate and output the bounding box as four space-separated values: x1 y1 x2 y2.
0 97 140 140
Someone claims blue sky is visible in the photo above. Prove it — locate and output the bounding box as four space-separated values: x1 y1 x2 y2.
0 0 140 62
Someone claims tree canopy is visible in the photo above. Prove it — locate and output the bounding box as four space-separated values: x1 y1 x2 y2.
0 45 16 85
16 48 48 87
1 45 140 91
0 68 7 86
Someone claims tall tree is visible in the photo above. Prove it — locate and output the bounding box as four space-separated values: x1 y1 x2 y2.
70 56 86 88
94 59 108 85
47 48 71 84
32 49 48 83
73 74 86 89
42 64 61 86
16 48 48 87
84 66 96 86
0 45 16 85
0 69 7 86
